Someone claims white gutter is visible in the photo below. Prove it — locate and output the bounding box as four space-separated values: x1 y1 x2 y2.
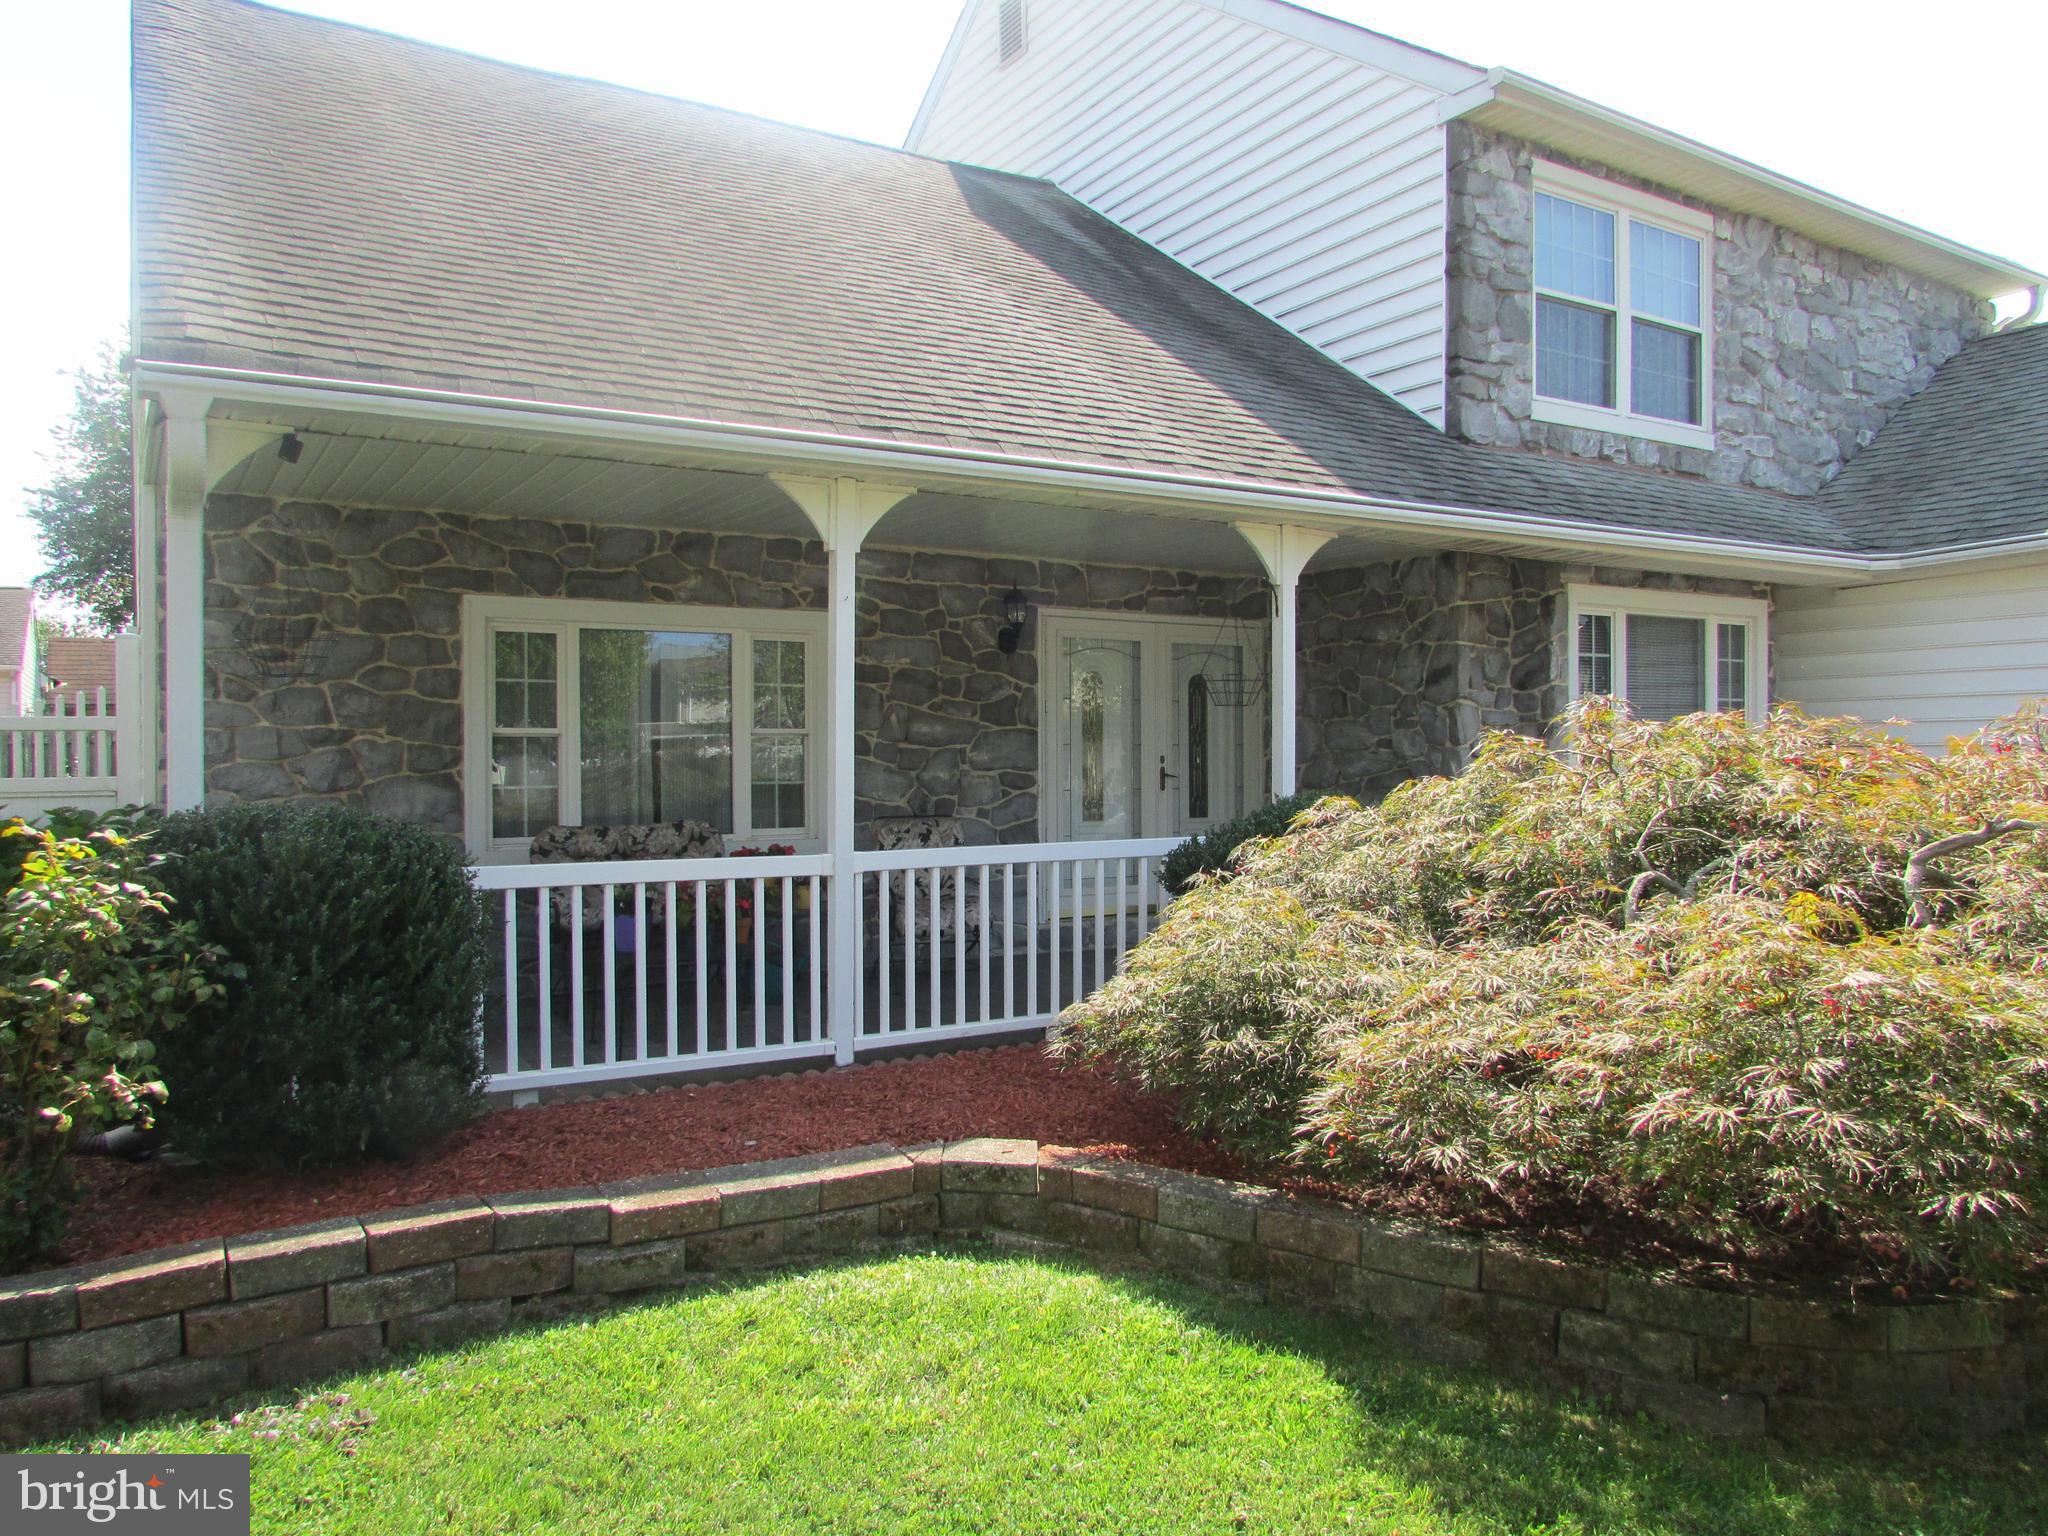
131 359 2045 581
1438 70 2047 302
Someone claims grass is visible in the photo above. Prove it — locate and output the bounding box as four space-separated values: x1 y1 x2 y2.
40 1248 2045 1535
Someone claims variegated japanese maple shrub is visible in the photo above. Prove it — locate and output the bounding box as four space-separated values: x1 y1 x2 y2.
1053 700 2048 1283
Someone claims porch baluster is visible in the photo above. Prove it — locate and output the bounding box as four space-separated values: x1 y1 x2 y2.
632 882 648 1063
537 886 553 1075
693 879 709 1056
502 889 518 1076
665 882 680 1058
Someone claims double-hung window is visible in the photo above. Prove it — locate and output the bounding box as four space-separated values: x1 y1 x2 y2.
1567 584 1765 722
463 597 824 858
1533 163 1714 450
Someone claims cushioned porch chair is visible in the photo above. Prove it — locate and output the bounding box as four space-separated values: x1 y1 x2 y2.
872 815 983 951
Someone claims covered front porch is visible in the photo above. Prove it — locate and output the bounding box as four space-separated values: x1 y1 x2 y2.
139 383 1569 1095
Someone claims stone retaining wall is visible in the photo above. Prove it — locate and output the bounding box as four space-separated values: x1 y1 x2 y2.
5 1141 2036 1447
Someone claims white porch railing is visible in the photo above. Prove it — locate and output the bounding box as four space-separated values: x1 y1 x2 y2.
474 835 1184 1092
0 635 147 818
847 836 1182 1049
475 852 831 1090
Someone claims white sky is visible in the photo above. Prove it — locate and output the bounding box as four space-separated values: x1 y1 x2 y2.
3 0 2043 591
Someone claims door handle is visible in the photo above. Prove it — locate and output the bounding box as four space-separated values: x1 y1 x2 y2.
1158 754 1178 791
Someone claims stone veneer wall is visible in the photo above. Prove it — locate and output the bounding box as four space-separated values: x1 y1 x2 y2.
201 497 1263 846
1296 556 1773 800
1297 553 1557 799
3 1140 2039 1447
1444 122 1996 494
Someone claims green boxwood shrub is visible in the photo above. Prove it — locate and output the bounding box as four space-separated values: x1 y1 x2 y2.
1158 790 1325 897
151 802 490 1168
1055 701 2048 1283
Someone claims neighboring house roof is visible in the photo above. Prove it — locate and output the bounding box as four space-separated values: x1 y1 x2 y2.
1816 325 2048 554
40 637 119 709
135 0 1855 558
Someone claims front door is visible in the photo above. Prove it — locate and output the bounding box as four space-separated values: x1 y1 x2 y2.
1043 613 1266 846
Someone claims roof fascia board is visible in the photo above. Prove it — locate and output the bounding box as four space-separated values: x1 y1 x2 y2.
902 0 980 150
1440 71 2046 300
1196 0 1484 94
138 359 1916 584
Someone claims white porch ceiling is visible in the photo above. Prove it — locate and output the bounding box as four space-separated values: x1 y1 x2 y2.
205 412 1446 576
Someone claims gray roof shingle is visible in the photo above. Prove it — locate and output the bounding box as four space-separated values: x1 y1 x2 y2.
1816 325 2048 553
134 0 1888 556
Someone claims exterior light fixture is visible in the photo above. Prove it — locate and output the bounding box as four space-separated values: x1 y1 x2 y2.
996 586 1030 654
278 432 305 464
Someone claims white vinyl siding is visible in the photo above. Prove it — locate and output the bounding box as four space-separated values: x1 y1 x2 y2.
909 0 1457 424
1774 561 2048 753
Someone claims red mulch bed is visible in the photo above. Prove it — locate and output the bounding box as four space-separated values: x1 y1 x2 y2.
59 1044 1243 1267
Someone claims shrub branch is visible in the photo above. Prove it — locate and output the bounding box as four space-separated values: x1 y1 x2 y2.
1905 819 2040 928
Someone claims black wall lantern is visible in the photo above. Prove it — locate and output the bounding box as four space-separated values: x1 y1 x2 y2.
996 586 1030 654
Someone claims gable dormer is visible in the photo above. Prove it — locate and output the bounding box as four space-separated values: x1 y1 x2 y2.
908 0 1485 428
912 1 2039 496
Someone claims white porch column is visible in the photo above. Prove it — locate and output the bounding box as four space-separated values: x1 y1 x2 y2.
1236 523 1333 800
159 393 212 811
130 397 161 808
153 393 286 812
774 475 913 1065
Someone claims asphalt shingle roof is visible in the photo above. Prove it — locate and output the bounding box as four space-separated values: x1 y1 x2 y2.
135 0 1955 558
1815 325 2048 554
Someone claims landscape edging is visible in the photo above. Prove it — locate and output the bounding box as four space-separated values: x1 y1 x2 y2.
1 1139 2040 1447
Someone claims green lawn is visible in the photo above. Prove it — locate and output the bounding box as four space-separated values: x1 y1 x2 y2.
44 1249 2044 1534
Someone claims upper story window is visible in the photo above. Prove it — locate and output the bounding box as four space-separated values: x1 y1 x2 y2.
1567 584 1765 723
1532 163 1714 451
997 0 1027 65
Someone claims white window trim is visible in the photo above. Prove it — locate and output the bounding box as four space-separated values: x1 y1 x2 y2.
1564 583 1768 722
461 594 828 862
1532 162 1716 453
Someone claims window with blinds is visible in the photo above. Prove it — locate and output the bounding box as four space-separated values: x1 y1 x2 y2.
1568 585 1763 723
1625 614 1706 722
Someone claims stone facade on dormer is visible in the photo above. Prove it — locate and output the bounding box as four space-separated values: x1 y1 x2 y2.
1443 122 1996 494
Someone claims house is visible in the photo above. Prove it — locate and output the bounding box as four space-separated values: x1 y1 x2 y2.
0 588 36 716
40 635 120 714
126 0 2043 1090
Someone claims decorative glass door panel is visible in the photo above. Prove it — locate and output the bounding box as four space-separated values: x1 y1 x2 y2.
1059 635 1144 841
1171 643 1248 837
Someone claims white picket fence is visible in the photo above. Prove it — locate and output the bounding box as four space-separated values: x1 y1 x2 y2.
475 834 1184 1092
0 635 147 818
